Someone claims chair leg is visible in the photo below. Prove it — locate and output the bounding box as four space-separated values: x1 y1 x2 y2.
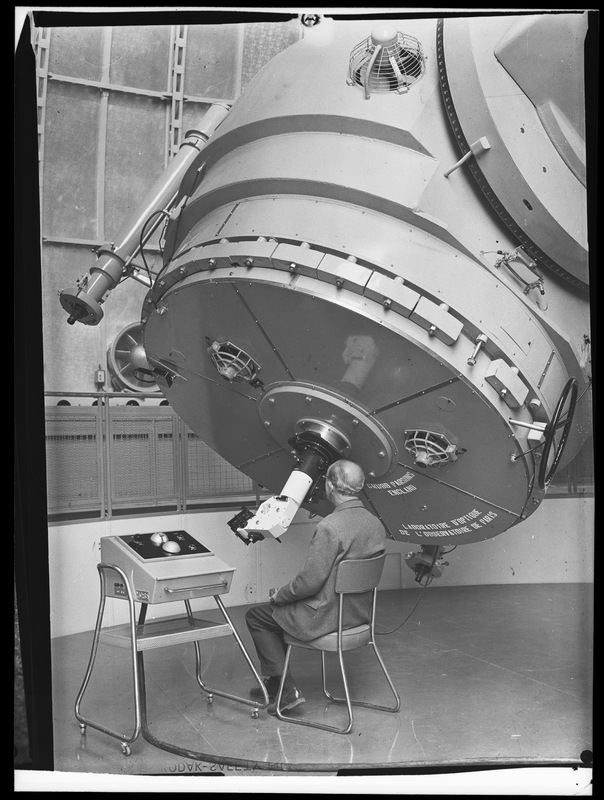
335 646 354 734
320 652 329 699
321 640 400 713
275 645 353 734
368 641 401 712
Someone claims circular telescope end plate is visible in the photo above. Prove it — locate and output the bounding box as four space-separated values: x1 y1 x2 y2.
258 382 397 478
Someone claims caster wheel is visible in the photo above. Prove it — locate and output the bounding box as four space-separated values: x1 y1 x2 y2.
121 743 131 756
251 708 259 719
206 694 214 705
79 724 87 736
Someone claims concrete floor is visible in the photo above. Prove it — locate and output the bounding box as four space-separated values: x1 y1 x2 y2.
48 583 592 783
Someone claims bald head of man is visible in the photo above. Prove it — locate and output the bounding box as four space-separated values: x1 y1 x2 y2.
325 459 365 504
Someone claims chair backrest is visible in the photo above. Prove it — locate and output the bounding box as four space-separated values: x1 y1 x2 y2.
335 553 386 594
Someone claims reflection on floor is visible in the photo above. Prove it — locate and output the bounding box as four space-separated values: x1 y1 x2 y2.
51 584 592 778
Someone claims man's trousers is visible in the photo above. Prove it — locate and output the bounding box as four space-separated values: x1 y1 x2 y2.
245 603 292 678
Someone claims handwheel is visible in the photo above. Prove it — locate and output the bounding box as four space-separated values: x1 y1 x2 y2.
538 378 579 489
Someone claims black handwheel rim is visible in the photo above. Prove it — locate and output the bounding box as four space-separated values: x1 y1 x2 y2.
538 377 579 489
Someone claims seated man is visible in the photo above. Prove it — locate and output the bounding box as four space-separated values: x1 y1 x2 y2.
245 459 387 715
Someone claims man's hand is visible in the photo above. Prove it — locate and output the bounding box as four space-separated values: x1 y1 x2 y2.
268 586 280 604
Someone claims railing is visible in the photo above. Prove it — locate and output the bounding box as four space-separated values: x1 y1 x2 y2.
545 434 594 498
45 392 262 521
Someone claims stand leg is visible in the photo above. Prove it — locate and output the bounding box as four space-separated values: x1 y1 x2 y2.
74 563 143 753
183 597 269 713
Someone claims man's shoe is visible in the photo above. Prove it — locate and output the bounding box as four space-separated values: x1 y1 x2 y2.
267 687 306 716
249 677 280 702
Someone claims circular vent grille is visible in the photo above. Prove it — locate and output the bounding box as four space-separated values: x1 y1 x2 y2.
349 27 425 98
207 340 261 384
404 429 458 468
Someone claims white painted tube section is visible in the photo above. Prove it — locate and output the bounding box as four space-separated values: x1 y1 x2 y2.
280 470 314 505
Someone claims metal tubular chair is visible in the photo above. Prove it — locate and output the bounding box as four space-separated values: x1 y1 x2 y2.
275 553 401 734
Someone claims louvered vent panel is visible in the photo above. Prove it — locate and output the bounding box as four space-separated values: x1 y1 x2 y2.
45 414 102 511
185 430 254 498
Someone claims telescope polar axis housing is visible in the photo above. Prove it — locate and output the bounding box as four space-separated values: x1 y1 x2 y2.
62 15 592 547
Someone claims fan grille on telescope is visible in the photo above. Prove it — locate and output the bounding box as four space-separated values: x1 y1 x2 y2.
349 32 425 96
404 429 456 466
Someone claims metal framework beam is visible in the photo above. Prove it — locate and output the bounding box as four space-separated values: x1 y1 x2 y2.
34 26 51 215
47 72 232 107
168 25 188 161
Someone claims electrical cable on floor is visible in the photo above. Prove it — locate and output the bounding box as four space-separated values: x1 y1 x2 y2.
375 547 440 636
375 584 427 636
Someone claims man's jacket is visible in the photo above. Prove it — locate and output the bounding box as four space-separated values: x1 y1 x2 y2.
271 498 386 641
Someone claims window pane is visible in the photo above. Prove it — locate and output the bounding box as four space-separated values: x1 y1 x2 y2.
104 93 166 235
48 27 105 82
184 25 240 99
43 81 100 240
109 26 172 92
240 21 301 92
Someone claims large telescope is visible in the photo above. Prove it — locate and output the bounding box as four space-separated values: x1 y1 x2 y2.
60 15 591 553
